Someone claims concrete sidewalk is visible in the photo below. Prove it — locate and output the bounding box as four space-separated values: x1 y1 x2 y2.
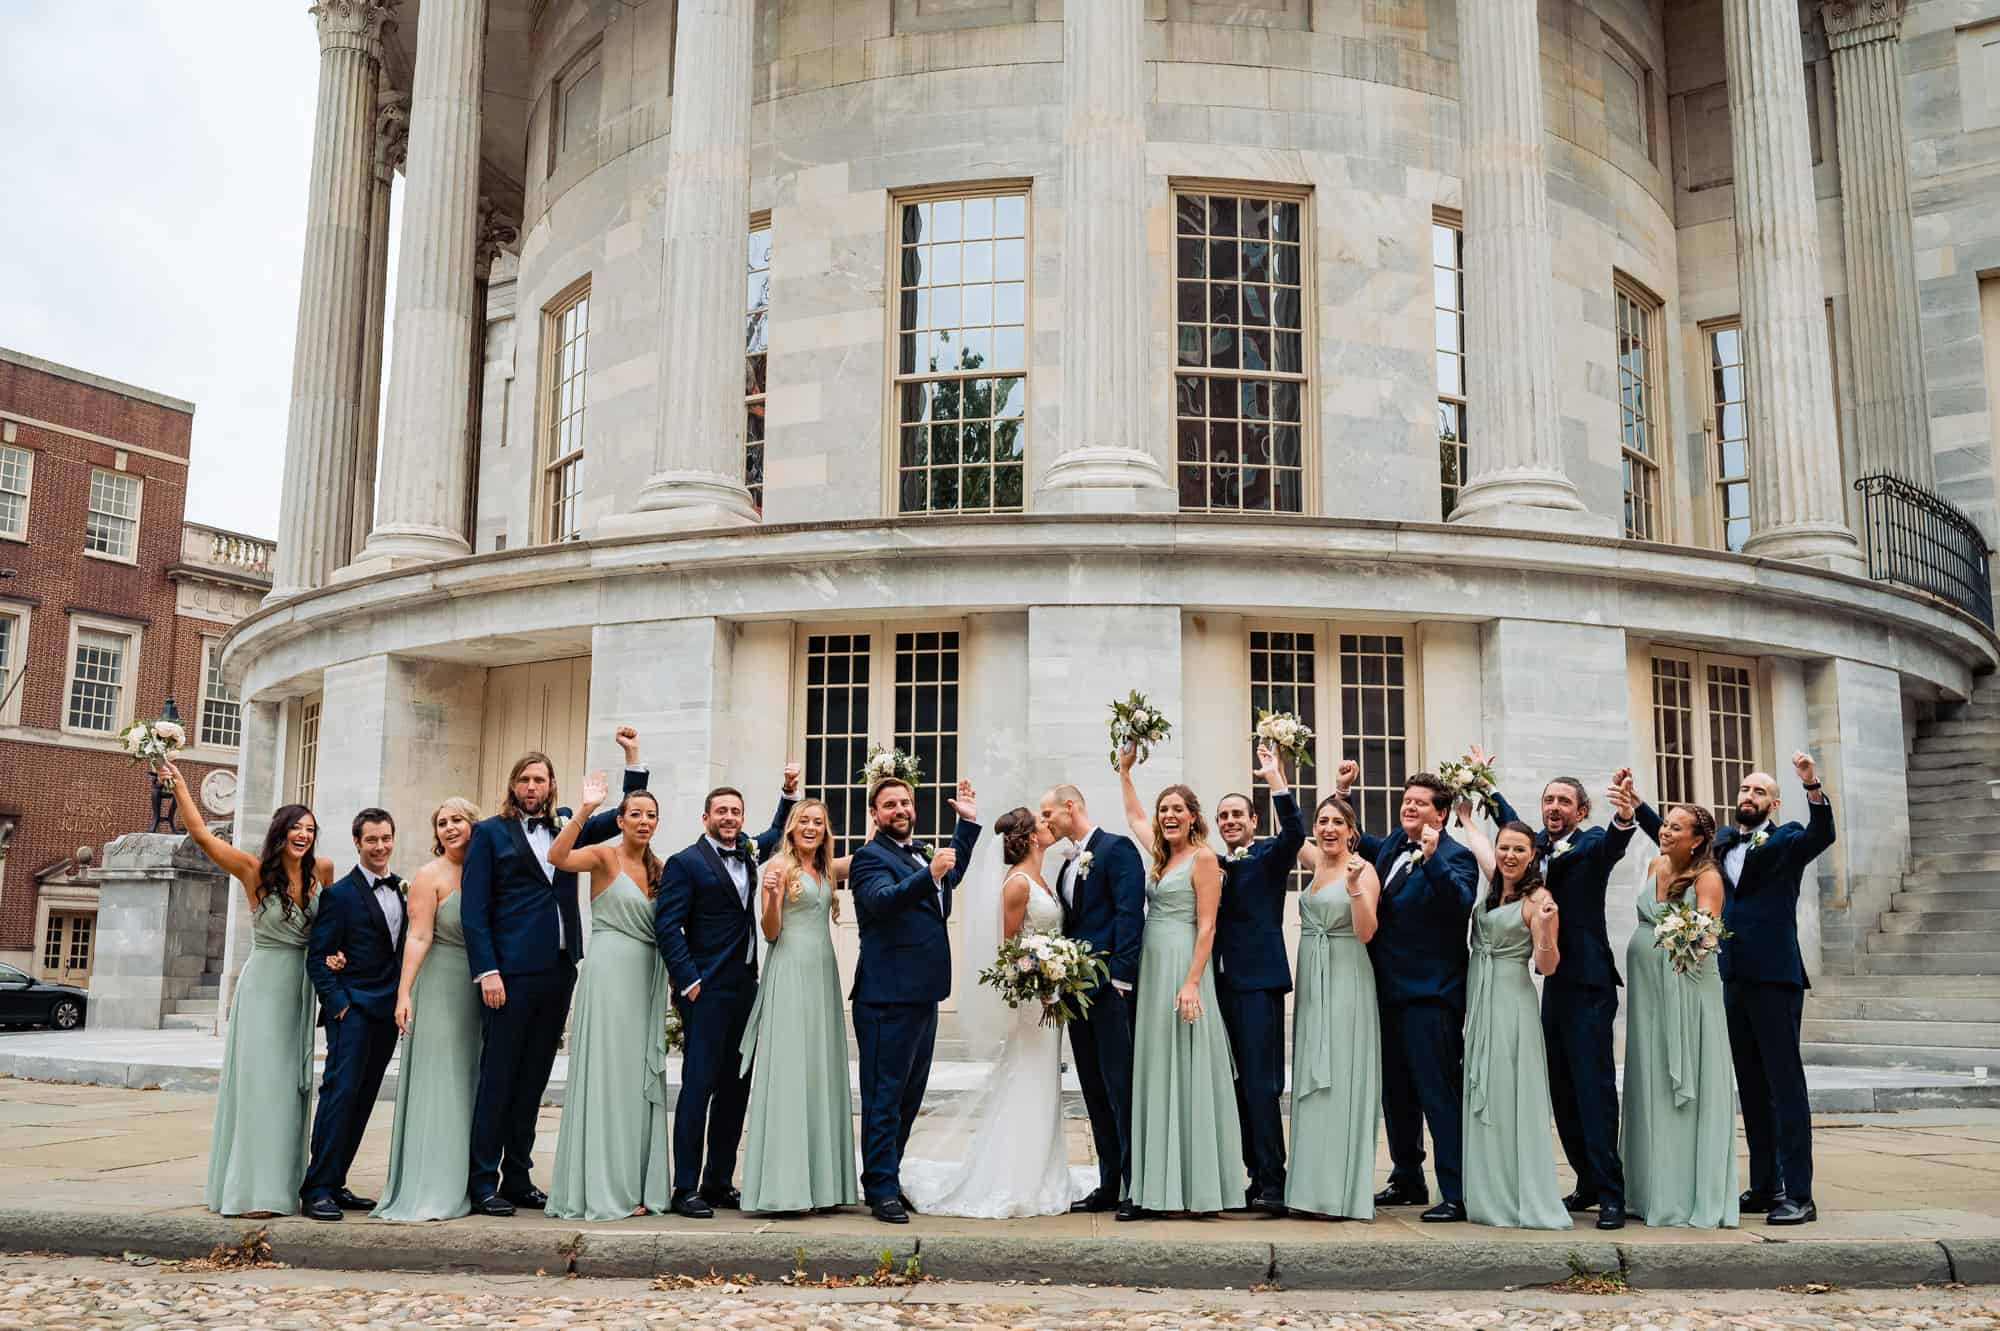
3 1079 1999 1290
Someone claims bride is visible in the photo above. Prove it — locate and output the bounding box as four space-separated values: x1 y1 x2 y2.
900 806 1093 1218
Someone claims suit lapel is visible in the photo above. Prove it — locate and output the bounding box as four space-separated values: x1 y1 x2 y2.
356 875 396 947
506 818 551 882
698 838 748 911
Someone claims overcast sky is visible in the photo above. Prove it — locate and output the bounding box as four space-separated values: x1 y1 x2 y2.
0 3 337 538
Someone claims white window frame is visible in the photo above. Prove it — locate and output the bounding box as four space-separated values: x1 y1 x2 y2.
61 612 142 738
197 636 242 750
1703 317 1751 554
1647 646 1761 828
747 214 771 512
1432 212 1467 519
0 443 31 542
537 277 591 544
84 467 142 564
0 601 30 728
1614 274 1668 542
295 693 324 807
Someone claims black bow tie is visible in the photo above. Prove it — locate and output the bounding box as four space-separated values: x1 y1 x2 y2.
717 843 752 863
372 874 402 892
526 815 556 833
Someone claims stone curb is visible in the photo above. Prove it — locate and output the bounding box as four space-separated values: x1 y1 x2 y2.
0 1209 1975 1291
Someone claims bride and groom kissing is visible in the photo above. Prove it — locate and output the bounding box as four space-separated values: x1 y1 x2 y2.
850 772 1143 1223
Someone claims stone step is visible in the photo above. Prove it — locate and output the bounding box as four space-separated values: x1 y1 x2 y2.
1800 1041 1998 1073
160 1012 214 1031
1800 1018 2000 1051
1893 888 2000 911
1857 951 2000 975
1866 929 2000 954
1906 749 2000 772
1811 972 2000 996
1903 830 2000 852
1808 992 2000 1022
1909 850 2000 874
1916 717 2000 738
1908 813 2000 833
1878 909 2000 933
1896 874 2000 898
169 998 219 1015
1909 766 1984 789
1909 731 2000 754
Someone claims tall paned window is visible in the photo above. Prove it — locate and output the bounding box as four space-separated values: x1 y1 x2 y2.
1707 322 1750 553
803 633 874 860
1174 189 1307 513
1615 278 1665 540
893 192 1028 514
895 630 961 844
1433 219 1469 517
66 628 127 733
199 640 242 749
85 470 140 559
1339 632 1410 837
746 222 771 511
1248 629 1319 888
1650 649 1758 826
1705 661 1756 825
0 611 17 724
296 697 323 806
0 444 30 540
1650 656 1695 806
539 283 590 542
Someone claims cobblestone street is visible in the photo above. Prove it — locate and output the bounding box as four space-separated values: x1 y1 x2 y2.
1 1258 1995 1331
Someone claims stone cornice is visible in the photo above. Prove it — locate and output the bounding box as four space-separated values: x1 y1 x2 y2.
312 0 396 59
1822 0 1905 50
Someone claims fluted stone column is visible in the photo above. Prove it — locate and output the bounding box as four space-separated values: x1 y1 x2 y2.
1448 0 1597 532
1725 0 1861 565
604 0 758 535
1037 0 1172 514
348 0 486 572
1824 0 1931 485
350 89 408 562
270 1 392 599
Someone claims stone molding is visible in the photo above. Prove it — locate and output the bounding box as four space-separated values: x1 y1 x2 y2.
1821 0 1905 49
311 0 395 58
373 89 410 186
474 197 521 281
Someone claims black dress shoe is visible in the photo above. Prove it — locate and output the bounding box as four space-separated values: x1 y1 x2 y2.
1248 1190 1289 1217
332 1188 376 1211
1738 1189 1780 1214
1766 1198 1817 1225
472 1194 517 1217
671 1189 714 1219
1420 1200 1467 1223
870 1198 909 1224
700 1185 743 1211
1595 1204 1626 1230
1374 1183 1429 1208
1070 1189 1115 1213
501 1185 549 1210
1115 1200 1155 1222
1562 1191 1598 1212
302 1196 343 1222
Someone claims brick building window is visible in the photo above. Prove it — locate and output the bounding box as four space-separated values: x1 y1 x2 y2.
1174 187 1309 514
85 468 141 560
1615 276 1666 541
65 622 136 734
746 220 770 511
0 444 30 540
893 189 1029 514
198 639 242 749
1433 217 1468 517
0 607 22 726
538 281 590 543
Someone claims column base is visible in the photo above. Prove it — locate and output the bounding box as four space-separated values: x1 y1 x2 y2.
1035 447 1177 515
1743 520 1864 571
336 522 473 582
1446 469 1616 537
598 472 761 538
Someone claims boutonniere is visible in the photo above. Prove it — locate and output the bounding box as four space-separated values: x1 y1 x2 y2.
1076 850 1095 880
1408 846 1428 865
912 842 935 861
1227 846 1252 863
1550 836 1576 860
1748 829 1770 851
550 815 567 836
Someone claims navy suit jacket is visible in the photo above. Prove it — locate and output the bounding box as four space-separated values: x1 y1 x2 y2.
849 819 982 1005
460 767 647 980
1056 826 1147 991
653 794 798 995
1357 824 1480 1009
1492 790 1637 990
307 867 406 1025
1635 796 1834 988
1214 791 1307 994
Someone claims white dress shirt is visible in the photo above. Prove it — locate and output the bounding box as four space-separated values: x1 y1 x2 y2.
1724 820 1767 886
361 866 403 941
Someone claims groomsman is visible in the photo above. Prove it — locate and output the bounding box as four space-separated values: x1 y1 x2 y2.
301 808 405 1221
1043 780 1146 1221
654 764 802 1219
1489 755 1638 1231
1336 768 1481 1222
850 776 981 1224
1639 752 1834 1226
1210 744 1307 1215
460 727 648 1216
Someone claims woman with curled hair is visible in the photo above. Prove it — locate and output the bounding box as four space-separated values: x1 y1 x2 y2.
1117 747 1243 1217
159 761 335 1218
542 776 673 1221
1286 795 1383 1221
1622 802 1739 1228
374 797 483 1221
737 798 858 1215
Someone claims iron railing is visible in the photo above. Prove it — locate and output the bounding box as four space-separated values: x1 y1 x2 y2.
1852 472 1995 628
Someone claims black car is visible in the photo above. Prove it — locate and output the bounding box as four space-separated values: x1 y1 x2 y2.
0 962 86 1030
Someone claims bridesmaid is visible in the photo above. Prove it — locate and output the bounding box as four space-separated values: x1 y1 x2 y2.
373 798 483 1222
160 760 335 1219
1458 820 1572 1230
543 774 673 1221
1623 803 1739 1229
1285 796 1382 1221
738 799 858 1215
1116 746 1244 1217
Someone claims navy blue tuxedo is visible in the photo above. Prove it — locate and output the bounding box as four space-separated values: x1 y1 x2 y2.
1492 789 1638 1210
1215 791 1306 1200
850 818 981 1203
655 793 796 1195
301 867 406 1204
459 767 644 1202
1056 826 1147 1200
1356 820 1479 1205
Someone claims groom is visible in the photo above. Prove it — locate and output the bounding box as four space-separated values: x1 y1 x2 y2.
850 774 981 1224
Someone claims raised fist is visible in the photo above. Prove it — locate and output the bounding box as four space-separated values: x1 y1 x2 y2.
1334 758 1359 794
614 726 640 762
1792 751 1818 787
930 847 959 880
1418 823 1440 858
782 761 802 795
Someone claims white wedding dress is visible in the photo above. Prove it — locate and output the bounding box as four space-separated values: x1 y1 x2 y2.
900 873 1094 1218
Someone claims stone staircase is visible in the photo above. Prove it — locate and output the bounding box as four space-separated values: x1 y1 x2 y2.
1801 679 2000 1072
162 974 220 1031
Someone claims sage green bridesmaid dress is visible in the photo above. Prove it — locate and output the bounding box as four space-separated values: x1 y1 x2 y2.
545 874 673 1221
737 870 858 1213
1130 858 1245 1213
373 888 481 1221
1285 878 1381 1220
1622 877 1739 1229
206 893 317 1217
1461 896 1572 1230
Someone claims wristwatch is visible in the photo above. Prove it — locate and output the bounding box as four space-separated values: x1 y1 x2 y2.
1801 781 1823 791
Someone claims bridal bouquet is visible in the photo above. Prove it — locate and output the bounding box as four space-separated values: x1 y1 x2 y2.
1437 753 1500 820
663 1001 685 1056
859 744 924 790
120 718 188 787
1108 690 1173 769
1254 709 1315 770
1653 900 1731 977
979 930 1109 1027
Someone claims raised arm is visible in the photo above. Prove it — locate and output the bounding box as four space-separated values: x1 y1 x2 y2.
547 771 612 874
1527 887 1561 976
1415 824 1479 915
1452 798 1497 881
1326 758 1384 866
1344 854 1382 944
1116 744 1153 846
1179 848 1223 1024
1259 743 1307 872
1794 751 1836 860
752 762 803 859
759 865 787 943
159 761 259 892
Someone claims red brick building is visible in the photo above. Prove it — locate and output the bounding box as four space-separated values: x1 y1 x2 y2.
0 347 273 981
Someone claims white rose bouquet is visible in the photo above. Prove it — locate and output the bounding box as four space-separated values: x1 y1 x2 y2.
1437 753 1500 821
978 929 1110 1027
1652 900 1731 977
663 1001 685 1056
1253 709 1315 771
859 744 924 790
1108 690 1174 769
120 719 189 788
